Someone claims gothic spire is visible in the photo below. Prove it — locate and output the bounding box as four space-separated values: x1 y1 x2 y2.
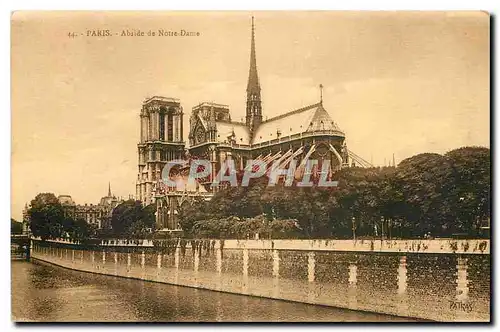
247 16 260 95
246 16 263 134
108 182 112 197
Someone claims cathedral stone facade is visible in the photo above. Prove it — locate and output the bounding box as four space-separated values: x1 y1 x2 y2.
137 18 350 232
136 97 185 206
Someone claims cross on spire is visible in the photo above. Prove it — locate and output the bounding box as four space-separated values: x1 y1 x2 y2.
319 84 324 104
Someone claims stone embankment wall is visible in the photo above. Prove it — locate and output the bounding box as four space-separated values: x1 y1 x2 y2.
31 238 490 322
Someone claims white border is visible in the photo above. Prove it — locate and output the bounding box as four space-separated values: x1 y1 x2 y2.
2 1 498 331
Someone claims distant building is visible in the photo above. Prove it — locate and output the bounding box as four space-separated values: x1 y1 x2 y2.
57 183 123 229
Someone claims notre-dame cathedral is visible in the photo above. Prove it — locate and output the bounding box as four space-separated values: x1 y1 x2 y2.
136 17 351 232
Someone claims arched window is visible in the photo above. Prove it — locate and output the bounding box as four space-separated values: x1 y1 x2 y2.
159 111 166 141
167 112 174 141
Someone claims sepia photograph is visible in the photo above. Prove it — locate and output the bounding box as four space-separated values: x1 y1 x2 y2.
10 11 490 323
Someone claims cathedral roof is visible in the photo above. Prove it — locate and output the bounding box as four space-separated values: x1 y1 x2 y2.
208 103 344 146
215 121 251 145
251 102 344 145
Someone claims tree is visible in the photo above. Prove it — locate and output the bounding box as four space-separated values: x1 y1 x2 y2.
262 186 316 237
141 203 157 230
28 193 66 240
11 218 23 235
111 200 155 238
67 218 96 242
443 147 490 235
328 167 385 238
191 216 239 238
237 176 268 217
176 146 490 240
269 218 301 239
111 200 143 236
61 216 75 236
395 153 453 237
178 197 214 236
205 176 268 219
128 220 148 239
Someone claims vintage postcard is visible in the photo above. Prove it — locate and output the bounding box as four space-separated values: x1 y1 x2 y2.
11 11 490 323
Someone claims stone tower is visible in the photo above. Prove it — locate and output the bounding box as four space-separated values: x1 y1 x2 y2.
136 96 185 206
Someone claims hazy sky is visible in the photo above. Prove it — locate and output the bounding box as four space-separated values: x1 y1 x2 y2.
11 11 489 220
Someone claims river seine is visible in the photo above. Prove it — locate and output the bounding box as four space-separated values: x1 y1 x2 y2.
11 260 416 322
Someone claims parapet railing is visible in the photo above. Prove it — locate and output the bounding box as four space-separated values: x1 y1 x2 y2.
31 237 490 254
189 130 345 150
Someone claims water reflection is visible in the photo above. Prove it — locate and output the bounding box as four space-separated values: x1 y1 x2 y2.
12 260 417 322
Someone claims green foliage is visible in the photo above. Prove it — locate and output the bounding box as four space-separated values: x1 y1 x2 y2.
394 153 453 235
27 193 96 241
28 193 66 240
68 218 96 242
95 227 114 239
178 197 211 235
110 200 156 238
11 218 23 234
444 147 490 235
268 218 302 239
178 146 490 239
189 214 301 239
141 203 157 229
